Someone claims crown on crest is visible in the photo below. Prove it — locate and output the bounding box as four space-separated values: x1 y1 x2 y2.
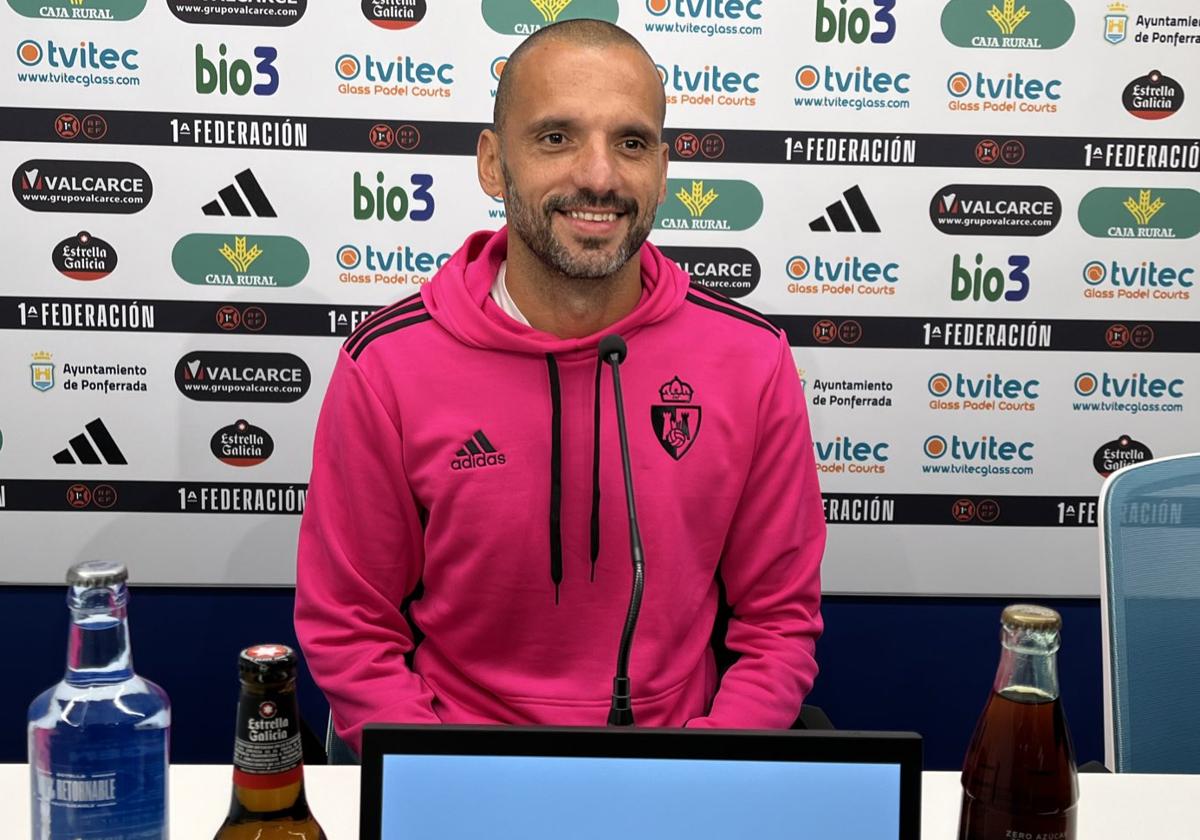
660 376 694 403
32 351 52 362
1108 2 1127 11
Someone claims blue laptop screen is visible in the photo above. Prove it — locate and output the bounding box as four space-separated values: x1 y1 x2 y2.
381 754 901 839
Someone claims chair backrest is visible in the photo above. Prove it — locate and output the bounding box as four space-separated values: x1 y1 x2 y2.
326 712 361 766
1099 452 1200 773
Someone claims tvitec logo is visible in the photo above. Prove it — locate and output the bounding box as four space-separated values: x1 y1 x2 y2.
644 0 763 38
815 0 896 44
336 243 450 286
922 434 1035 477
1082 258 1194 302
16 39 139 87
353 171 435 222
785 255 899 297
941 0 1075 50
793 63 911 112
195 44 278 96
946 70 1061 112
654 179 762 232
1073 371 1184 414
336 52 454 98
951 253 1030 302
927 371 1039 412
656 62 758 107
813 435 889 475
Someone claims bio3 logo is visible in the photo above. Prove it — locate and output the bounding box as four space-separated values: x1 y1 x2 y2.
815 0 896 44
195 44 279 96
353 172 435 222
814 435 889 475
951 253 1030 302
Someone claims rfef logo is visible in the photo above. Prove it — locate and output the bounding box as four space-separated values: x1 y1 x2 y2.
946 70 1061 112
8 0 146 21
813 436 889 474
1122 70 1184 119
951 253 1030 302
175 352 311 403
1094 435 1152 477
362 0 426 29
815 0 896 44
13 160 152 214
1082 258 1194 302
1078 188 1200 240
927 371 1039 412
930 185 1060 236
53 232 117 281
195 44 279 96
335 52 454 98
172 233 309 288
353 172 435 222
482 0 619 35
166 0 305 25
211 420 274 466
660 246 760 298
15 38 140 87
785 255 899 298
941 0 1075 49
655 179 762 232
336 243 450 287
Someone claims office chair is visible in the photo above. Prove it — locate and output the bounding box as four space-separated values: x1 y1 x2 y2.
326 713 360 766
1100 453 1200 773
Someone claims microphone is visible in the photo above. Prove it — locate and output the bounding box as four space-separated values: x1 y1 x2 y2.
599 334 645 727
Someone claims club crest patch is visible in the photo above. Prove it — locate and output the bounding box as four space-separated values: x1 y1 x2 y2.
651 376 701 460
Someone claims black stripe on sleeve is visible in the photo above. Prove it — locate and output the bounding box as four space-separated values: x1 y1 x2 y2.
348 313 433 361
684 293 780 337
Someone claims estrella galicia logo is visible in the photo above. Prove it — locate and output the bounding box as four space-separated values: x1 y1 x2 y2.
53 231 117 281
651 376 701 460
175 352 310 403
172 233 309 288
655 179 762 232
1094 434 1152 477
1078 187 1200 240
951 253 1031 302
363 0 426 29
195 44 279 95
13 160 152 214
211 419 274 466
1122 70 1184 120
659 246 760 298
930 185 1061 236
482 0 619 35
8 0 146 21
815 0 896 44
167 0 306 25
941 0 1075 49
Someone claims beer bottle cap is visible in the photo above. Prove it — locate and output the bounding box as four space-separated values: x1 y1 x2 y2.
67 559 128 588
1001 604 1062 632
239 643 298 684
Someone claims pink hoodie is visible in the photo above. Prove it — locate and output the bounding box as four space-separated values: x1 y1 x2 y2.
295 228 824 753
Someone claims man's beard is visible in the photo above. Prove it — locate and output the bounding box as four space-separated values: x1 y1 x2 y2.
502 162 656 280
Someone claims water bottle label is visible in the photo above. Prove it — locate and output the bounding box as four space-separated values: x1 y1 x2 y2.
232 692 303 789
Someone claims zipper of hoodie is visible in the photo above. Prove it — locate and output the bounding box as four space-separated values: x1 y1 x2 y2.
545 353 563 604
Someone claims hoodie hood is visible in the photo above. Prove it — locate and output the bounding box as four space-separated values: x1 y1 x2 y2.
422 227 690 358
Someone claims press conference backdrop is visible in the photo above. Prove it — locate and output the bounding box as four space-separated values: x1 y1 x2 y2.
0 0 1196 594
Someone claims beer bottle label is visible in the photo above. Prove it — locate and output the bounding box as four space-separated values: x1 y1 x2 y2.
232 692 303 789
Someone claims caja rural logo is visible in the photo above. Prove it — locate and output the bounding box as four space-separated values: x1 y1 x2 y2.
927 371 1039 412
785 255 899 297
482 0 618 35
8 0 145 21
654 179 761 231
336 243 450 287
1082 257 1194 302
172 234 308 288
656 62 758 108
941 0 1075 49
336 52 454 99
1078 188 1200 240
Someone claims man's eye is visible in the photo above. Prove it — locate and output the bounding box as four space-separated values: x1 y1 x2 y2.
543 133 565 145
622 139 646 150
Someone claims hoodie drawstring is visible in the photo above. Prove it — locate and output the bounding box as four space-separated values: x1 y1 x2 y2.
545 354 563 604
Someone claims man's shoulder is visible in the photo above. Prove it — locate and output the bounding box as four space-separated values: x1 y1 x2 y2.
679 282 782 345
341 290 436 365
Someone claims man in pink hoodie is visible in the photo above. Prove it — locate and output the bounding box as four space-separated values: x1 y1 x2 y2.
295 20 825 754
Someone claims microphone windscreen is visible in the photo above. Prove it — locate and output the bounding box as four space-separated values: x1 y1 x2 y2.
599 334 628 364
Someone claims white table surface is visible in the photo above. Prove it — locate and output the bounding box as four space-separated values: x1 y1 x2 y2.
6 764 1195 839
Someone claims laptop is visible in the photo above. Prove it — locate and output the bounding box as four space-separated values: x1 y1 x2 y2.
360 725 922 840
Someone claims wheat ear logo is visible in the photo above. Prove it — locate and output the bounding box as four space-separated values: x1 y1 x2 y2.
1124 190 1164 226
530 0 572 22
676 181 718 218
220 237 263 273
988 0 1029 35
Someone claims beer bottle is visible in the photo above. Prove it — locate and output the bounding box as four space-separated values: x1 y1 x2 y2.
958 605 1078 840
214 644 326 840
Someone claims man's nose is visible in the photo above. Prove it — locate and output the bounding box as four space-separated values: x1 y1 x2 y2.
572 137 620 197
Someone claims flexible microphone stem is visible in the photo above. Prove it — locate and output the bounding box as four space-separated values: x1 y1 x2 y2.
600 335 645 727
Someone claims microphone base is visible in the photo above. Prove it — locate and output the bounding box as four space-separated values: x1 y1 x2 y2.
607 707 635 727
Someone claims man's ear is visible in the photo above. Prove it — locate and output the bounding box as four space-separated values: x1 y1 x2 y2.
477 129 504 199
657 140 669 206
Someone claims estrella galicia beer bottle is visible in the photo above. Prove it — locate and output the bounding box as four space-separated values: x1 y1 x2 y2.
957 605 1078 840
213 644 325 840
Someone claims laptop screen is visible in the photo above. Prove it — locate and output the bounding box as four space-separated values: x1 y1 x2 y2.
361 726 921 840
379 753 901 839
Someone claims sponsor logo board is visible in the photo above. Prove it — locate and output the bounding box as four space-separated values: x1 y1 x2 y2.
1093 435 1152 476
659 246 760 298
8 0 146 21
654 179 762 231
172 234 308 288
1122 69 1183 119
212 419 274 466
13 160 152 214
785 255 898 297
336 243 450 286
1078 187 1200 239
167 0 305 25
1082 258 1193 301
336 52 454 98
481 0 619 35
53 232 117 281
930 184 1060 236
175 352 311 403
941 0 1075 49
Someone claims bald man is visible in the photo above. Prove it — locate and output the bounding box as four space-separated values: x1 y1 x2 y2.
296 20 825 754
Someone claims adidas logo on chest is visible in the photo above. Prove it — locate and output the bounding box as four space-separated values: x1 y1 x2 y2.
450 430 506 471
